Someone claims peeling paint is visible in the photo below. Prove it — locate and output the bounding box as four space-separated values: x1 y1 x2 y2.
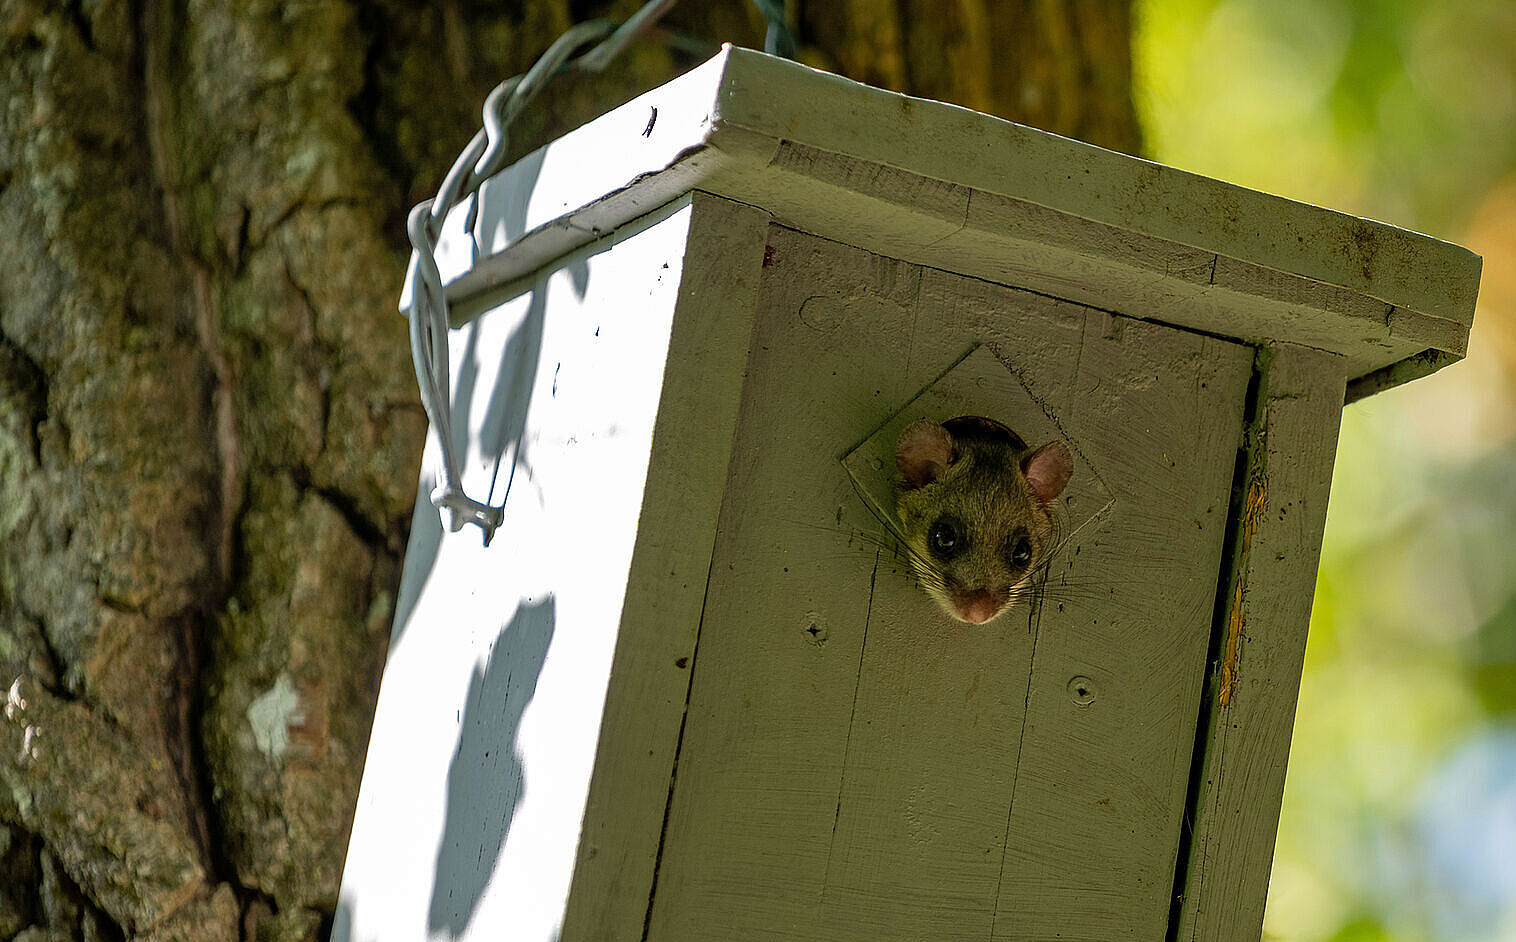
1219 475 1267 707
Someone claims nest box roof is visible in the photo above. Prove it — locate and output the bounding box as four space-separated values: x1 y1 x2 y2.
436 45 1480 401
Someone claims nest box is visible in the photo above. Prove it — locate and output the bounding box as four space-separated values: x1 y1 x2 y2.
334 47 1481 942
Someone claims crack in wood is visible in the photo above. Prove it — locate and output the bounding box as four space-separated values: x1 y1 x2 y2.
639 525 727 942
821 549 880 907
991 595 1045 940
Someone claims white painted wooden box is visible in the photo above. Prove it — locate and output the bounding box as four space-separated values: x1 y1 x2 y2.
333 46 1480 942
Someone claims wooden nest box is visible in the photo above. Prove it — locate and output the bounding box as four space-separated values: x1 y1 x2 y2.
335 46 1481 942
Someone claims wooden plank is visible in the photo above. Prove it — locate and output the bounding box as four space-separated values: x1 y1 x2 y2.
421 45 1479 397
720 151 1458 385
990 313 1254 940
644 227 1253 940
643 225 955 941
823 348 1100 942
561 192 773 940
1172 343 1347 942
472 149 1460 386
337 195 754 942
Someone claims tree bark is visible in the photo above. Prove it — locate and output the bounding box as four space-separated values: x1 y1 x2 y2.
0 1 1137 938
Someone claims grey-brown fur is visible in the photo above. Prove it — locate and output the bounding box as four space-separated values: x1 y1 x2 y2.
894 416 1072 624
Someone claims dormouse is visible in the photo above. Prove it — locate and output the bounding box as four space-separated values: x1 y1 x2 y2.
894 415 1073 624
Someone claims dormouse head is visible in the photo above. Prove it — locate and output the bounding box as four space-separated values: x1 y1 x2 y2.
893 416 1073 624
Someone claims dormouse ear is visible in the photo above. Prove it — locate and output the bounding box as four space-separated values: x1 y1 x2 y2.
1023 441 1073 504
896 419 956 489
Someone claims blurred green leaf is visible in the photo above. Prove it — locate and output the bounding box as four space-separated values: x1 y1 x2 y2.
1468 591 1516 715
1324 915 1395 942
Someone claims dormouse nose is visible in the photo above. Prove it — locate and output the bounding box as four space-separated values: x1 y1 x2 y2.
954 589 1001 625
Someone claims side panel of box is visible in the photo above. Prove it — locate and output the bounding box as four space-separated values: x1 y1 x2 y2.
561 193 772 940
334 193 767 942
1174 344 1346 942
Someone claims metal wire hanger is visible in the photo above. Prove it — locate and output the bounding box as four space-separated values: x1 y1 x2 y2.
401 0 796 545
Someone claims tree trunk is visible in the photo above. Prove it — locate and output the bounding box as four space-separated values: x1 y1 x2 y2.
0 1 1137 938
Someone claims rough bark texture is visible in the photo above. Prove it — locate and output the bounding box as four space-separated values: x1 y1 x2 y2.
0 0 1137 938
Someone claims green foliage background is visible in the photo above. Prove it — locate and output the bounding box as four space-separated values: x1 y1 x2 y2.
1138 1 1516 939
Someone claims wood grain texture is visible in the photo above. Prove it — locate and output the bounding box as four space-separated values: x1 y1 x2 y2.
1172 344 1347 942
643 226 1252 940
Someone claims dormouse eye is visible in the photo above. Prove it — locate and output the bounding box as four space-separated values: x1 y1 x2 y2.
928 517 964 558
1009 535 1033 568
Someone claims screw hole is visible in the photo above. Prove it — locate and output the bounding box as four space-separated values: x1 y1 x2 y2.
803 614 829 646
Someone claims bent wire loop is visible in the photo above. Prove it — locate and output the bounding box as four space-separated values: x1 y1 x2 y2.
399 0 795 544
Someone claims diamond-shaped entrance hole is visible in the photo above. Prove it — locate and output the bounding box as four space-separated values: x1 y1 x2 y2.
842 345 1114 553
